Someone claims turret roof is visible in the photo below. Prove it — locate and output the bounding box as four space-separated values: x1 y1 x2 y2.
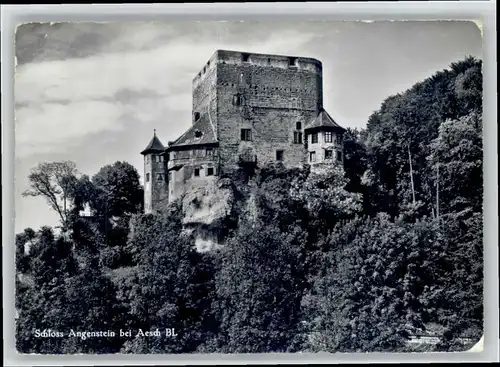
140 130 166 155
305 109 346 132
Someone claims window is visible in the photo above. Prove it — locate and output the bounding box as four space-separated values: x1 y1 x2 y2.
194 168 200 177
293 132 303 144
325 131 333 143
337 151 342 162
296 121 302 130
242 53 250 62
336 134 343 145
168 172 172 182
146 173 150 182
156 173 164 181
194 112 200 121
309 151 316 162
289 57 297 67
206 148 213 156
276 150 284 161
325 150 333 160
145 155 151 164
233 94 243 106
207 167 214 176
311 133 318 144
241 128 252 141
194 130 203 139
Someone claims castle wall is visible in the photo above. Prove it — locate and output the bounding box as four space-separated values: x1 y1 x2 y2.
167 147 219 202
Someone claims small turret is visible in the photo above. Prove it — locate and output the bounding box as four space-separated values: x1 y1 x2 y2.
304 110 346 166
141 129 165 155
141 130 168 213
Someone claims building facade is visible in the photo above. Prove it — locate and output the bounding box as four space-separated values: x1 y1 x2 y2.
141 50 346 213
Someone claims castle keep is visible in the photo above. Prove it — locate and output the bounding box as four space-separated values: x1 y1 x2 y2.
141 50 346 213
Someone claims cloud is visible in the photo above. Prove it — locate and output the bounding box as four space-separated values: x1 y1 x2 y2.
14 23 318 159
15 100 124 157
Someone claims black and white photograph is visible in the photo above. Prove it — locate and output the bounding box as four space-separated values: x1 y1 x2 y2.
13 20 484 355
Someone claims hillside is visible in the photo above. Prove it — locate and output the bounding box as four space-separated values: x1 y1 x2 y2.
15 56 483 354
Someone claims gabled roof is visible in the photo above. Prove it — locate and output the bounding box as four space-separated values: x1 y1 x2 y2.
167 114 218 149
305 109 346 132
141 130 166 155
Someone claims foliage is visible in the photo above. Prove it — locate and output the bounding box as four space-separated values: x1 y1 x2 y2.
120 204 218 353
91 161 144 218
213 218 305 353
15 56 483 354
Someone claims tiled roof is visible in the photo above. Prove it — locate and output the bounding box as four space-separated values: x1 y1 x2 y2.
168 114 218 149
141 131 166 155
305 109 346 131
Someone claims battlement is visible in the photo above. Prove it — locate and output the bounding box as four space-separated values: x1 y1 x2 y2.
192 49 323 88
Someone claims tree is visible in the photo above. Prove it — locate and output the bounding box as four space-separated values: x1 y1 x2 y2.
91 161 143 218
214 218 305 353
305 214 433 353
16 226 80 353
428 112 483 216
290 163 362 230
22 161 79 230
361 57 482 218
120 202 217 354
15 228 36 274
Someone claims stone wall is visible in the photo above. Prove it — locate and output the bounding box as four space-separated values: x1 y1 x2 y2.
192 54 218 128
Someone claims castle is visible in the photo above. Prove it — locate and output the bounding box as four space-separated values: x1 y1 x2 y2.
141 50 346 213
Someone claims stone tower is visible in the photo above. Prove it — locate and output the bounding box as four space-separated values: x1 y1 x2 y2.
189 50 325 170
141 130 168 213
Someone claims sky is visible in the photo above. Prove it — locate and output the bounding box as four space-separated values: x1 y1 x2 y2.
14 20 482 233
